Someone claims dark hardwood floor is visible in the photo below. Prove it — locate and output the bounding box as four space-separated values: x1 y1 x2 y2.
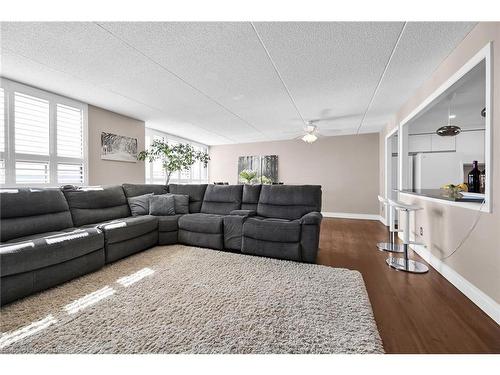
317 218 500 354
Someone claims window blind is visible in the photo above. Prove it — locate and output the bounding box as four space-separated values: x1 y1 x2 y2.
57 103 83 159
0 88 5 153
14 92 50 156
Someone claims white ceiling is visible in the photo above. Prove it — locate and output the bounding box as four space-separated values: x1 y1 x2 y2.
0 22 476 145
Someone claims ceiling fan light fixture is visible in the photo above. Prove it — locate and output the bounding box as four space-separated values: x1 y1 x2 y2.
302 133 318 144
305 124 316 133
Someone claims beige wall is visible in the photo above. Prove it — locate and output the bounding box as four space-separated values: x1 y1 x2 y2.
209 133 380 214
88 105 145 185
380 23 500 305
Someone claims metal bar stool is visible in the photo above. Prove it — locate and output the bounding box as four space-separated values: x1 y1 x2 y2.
386 199 429 274
377 195 403 253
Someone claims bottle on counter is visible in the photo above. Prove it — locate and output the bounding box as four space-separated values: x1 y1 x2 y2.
479 168 486 194
468 160 481 193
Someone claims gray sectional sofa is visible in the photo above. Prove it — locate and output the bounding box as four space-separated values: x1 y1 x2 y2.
0 183 322 305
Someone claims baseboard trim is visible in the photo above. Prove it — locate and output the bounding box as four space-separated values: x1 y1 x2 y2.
322 212 384 222
410 243 500 325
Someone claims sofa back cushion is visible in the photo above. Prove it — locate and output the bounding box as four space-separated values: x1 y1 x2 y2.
0 188 73 242
201 185 243 215
63 185 130 226
122 183 168 198
242 184 262 211
257 185 322 220
168 184 207 213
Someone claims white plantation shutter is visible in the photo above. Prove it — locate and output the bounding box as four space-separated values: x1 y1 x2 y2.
1 79 87 186
57 163 84 184
57 104 83 158
0 159 5 184
0 88 5 183
16 161 50 184
14 92 50 156
56 103 84 184
0 88 5 153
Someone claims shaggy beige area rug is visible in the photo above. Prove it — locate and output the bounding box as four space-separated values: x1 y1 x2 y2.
0 245 384 353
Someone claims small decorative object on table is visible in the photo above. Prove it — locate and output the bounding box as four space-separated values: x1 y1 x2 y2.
441 183 468 200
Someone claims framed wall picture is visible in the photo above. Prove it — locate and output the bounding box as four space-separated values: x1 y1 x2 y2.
238 155 279 184
101 132 138 163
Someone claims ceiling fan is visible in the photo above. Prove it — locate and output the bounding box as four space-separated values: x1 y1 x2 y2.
301 121 320 143
296 110 358 143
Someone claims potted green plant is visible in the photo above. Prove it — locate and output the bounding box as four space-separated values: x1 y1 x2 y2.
239 169 257 184
138 140 210 184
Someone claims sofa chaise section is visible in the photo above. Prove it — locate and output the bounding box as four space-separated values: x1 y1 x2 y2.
0 188 105 305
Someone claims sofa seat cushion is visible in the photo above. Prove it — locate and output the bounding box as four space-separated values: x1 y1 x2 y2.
243 217 301 243
1 227 104 277
178 213 223 234
86 215 158 244
157 214 184 232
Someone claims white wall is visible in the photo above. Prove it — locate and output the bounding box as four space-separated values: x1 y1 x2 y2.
88 106 145 185
209 133 380 215
380 23 500 315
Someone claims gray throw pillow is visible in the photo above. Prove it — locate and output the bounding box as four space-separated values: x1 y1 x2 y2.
167 193 189 214
127 193 153 216
149 194 176 216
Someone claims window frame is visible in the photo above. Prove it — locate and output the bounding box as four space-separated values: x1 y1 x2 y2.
0 78 88 187
145 127 209 185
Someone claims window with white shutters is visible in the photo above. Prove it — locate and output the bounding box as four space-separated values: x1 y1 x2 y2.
57 103 83 159
14 92 50 156
0 79 88 186
16 161 50 184
0 88 5 153
57 163 84 184
144 128 208 184
0 88 5 183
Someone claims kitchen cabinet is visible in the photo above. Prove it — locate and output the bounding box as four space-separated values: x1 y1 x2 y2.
430 134 456 152
455 130 485 163
408 134 431 153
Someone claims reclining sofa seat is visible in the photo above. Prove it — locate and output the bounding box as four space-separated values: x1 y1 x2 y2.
178 184 243 250
241 185 322 263
0 188 104 305
63 186 158 263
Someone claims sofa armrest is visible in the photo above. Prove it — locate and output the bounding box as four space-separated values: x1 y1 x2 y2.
300 211 323 225
229 209 257 217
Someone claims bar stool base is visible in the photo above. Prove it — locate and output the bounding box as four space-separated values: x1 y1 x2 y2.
376 242 404 253
386 257 429 274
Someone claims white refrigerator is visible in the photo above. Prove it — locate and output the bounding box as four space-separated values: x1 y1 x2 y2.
412 152 463 190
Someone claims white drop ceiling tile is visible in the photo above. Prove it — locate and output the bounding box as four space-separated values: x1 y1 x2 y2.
1 22 147 87
0 49 151 120
97 22 302 136
252 22 405 125
1 22 479 145
361 22 476 130
1 22 263 143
